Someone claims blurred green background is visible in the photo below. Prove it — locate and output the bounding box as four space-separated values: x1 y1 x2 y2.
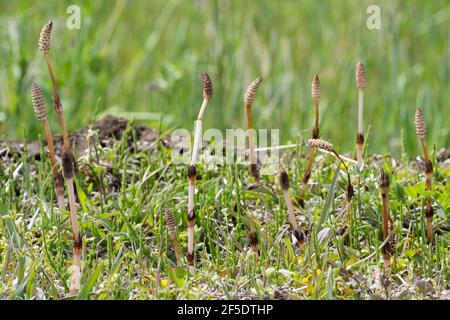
0 0 449 156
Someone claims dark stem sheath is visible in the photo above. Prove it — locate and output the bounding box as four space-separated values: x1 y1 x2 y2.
249 222 259 258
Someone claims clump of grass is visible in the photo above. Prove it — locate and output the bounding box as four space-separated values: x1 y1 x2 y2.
300 74 321 206
39 21 81 295
244 77 262 187
415 108 433 243
379 169 395 272
355 61 366 169
187 72 213 274
280 171 305 248
31 82 65 211
163 208 182 266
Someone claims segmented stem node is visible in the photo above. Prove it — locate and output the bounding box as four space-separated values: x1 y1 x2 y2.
279 171 289 191
311 74 320 100
307 139 333 152
244 77 262 105
201 72 213 101
39 21 52 54
355 61 366 89
415 108 427 140
188 165 196 179
62 151 75 179
379 169 390 189
31 82 48 120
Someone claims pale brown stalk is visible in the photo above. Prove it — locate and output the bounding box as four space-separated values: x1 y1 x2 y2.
415 108 433 243
31 82 65 211
355 61 365 169
62 152 82 295
39 22 71 153
244 77 262 185
301 75 321 206
187 72 212 274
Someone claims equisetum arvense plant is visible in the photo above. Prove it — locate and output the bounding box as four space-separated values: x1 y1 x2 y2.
301 74 321 206
40 21 81 295
164 208 182 266
379 169 394 271
280 171 305 247
306 139 354 222
244 77 262 187
415 108 433 243
31 82 65 211
355 61 365 169
187 72 212 274
39 21 71 153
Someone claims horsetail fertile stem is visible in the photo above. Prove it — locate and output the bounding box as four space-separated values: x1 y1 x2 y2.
40 21 81 291
39 21 71 153
379 169 394 271
415 108 433 243
244 77 262 185
306 139 354 222
62 152 82 295
187 72 212 274
31 82 65 211
355 61 365 169
280 171 305 247
164 208 182 266
301 75 321 206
